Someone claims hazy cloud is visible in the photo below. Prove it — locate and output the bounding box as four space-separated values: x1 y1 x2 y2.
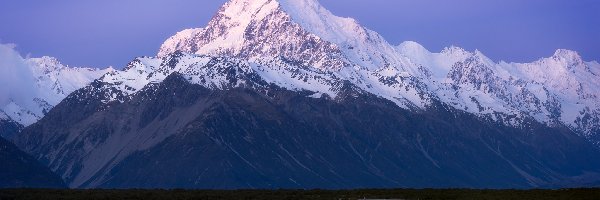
0 43 37 107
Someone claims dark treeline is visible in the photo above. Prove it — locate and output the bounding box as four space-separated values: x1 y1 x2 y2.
0 188 599 200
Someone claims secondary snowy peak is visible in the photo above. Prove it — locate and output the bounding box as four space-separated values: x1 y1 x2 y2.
158 0 403 71
0 44 113 126
548 49 590 73
553 49 583 61
396 42 475 79
28 56 63 73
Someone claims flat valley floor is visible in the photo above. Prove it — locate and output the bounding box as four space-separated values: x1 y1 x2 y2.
1 188 599 200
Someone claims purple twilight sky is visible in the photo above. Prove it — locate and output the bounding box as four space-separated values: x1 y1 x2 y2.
0 0 598 68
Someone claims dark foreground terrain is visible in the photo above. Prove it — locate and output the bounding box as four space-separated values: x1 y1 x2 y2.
1 188 599 200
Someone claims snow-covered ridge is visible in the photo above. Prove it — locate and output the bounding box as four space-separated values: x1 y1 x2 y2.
157 28 203 59
97 53 345 104
0 44 113 126
110 47 599 140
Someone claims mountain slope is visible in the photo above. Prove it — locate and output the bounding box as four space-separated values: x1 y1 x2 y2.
0 136 66 188
0 118 22 140
15 54 600 188
0 43 112 131
158 0 600 147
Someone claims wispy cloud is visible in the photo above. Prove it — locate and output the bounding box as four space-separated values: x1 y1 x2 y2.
0 43 37 107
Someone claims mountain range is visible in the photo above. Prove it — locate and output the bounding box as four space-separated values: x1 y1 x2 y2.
3 0 600 189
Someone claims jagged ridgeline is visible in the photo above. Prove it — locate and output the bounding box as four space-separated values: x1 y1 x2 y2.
12 0 600 189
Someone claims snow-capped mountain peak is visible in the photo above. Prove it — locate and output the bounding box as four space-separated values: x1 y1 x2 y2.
553 49 582 61
278 0 369 44
397 41 431 60
27 56 64 73
159 0 403 71
211 0 365 44
549 49 589 72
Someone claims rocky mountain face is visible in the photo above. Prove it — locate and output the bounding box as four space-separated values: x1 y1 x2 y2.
0 136 66 188
0 43 112 135
0 44 110 188
0 116 22 140
15 54 600 189
12 0 600 189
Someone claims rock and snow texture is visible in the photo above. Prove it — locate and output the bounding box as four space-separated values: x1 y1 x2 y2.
11 0 600 188
160 0 598 145
157 0 403 72
0 43 113 126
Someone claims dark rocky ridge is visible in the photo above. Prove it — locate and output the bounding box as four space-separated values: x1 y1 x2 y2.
15 72 600 189
0 119 22 140
0 136 66 188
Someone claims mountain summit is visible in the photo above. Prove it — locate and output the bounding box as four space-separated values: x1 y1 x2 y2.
158 0 398 71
